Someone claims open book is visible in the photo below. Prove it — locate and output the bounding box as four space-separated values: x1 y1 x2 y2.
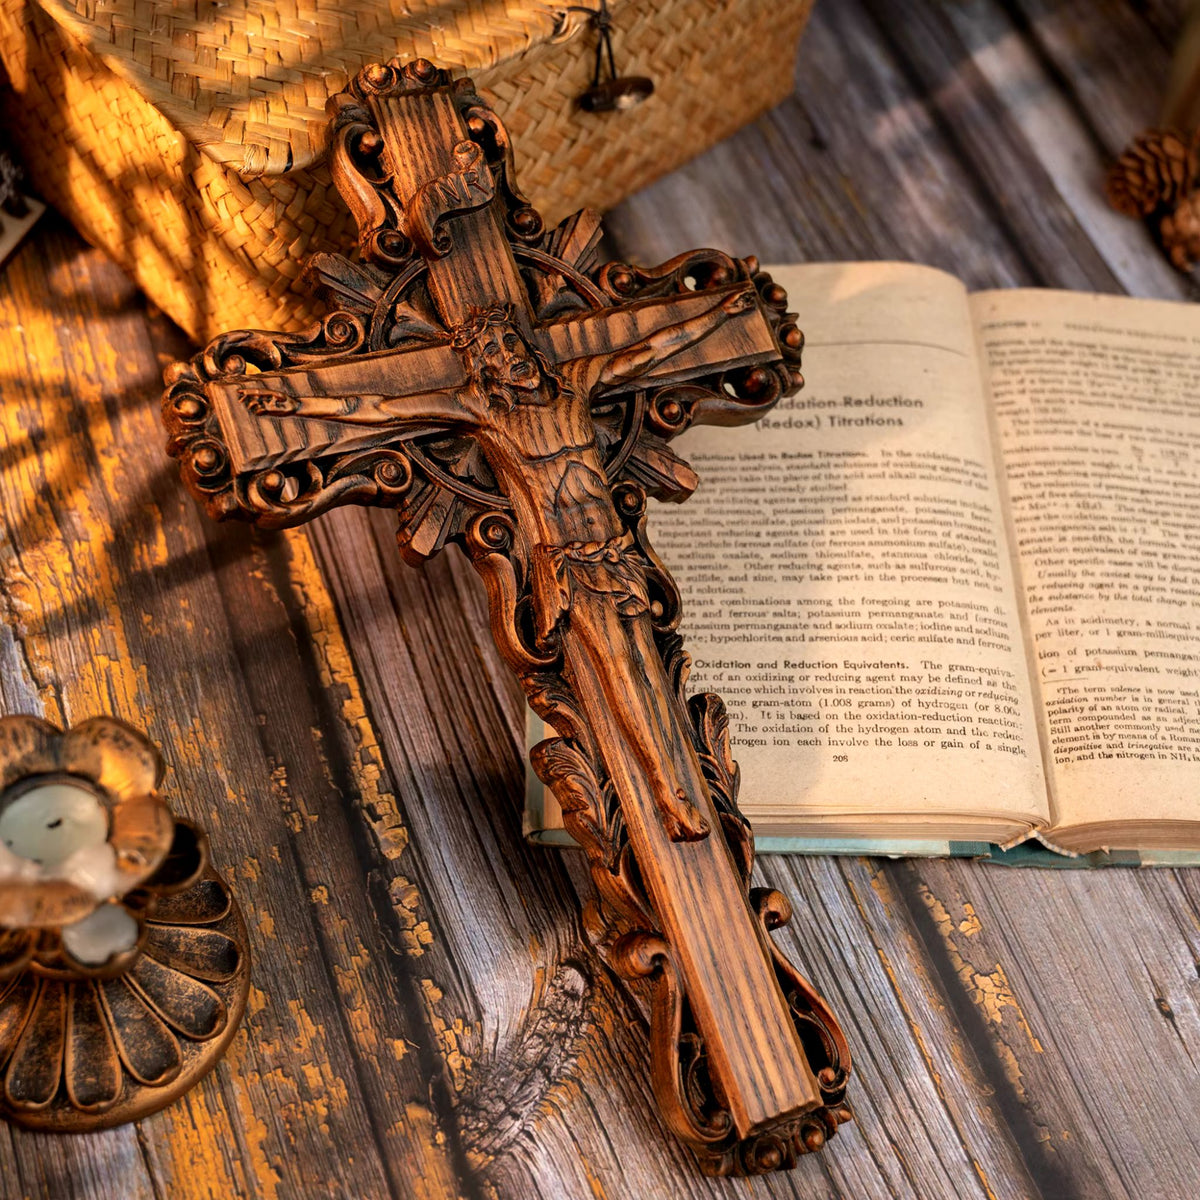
526 262 1200 863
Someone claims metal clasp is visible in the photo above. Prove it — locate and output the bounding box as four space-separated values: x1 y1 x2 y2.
556 1 655 113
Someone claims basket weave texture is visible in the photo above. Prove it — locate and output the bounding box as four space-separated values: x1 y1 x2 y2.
0 0 812 342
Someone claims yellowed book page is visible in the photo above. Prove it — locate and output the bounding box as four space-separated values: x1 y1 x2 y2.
645 262 1047 832
974 287 1200 833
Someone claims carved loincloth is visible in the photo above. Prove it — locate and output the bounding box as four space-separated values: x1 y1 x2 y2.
531 533 650 645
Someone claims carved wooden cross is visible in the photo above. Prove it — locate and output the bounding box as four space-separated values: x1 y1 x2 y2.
162 59 850 1175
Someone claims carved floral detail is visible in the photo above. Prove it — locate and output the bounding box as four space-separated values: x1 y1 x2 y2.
0 716 174 943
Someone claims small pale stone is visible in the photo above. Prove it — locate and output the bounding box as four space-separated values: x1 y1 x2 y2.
54 841 123 901
61 903 139 965
0 782 109 867
0 840 40 884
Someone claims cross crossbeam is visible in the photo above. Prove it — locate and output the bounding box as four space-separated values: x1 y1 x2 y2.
206 287 777 474
162 58 850 1176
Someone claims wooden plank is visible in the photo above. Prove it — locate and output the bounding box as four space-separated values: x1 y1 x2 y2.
0 1126 157 1200
1128 0 1193 50
888 856 1200 1197
854 0 1178 293
0 219 463 1199
607 0 1036 288
1002 0 1184 148
766 857 1043 1199
936 0 1196 297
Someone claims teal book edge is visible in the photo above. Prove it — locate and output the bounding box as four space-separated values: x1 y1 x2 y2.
523 714 1200 869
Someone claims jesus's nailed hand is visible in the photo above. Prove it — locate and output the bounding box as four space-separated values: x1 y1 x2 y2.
720 287 756 316
239 389 300 415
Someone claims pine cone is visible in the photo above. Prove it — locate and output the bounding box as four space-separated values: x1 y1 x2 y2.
1105 128 1197 216
1160 192 1200 270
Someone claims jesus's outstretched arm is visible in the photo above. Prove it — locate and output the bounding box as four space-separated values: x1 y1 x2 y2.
595 286 756 388
236 384 476 429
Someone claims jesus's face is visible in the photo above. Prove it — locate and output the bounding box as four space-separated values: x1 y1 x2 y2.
474 323 542 395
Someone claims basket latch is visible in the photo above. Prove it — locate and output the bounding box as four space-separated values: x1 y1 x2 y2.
555 1 655 113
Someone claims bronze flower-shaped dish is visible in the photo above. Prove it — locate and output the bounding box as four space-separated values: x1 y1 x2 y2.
0 715 249 1131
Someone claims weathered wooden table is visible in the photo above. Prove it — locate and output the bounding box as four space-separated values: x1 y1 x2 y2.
2 2 1198 1197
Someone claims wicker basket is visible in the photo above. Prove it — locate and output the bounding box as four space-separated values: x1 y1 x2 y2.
0 0 812 343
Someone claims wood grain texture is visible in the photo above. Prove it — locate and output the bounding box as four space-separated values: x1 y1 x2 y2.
2 1 1200 1196
0 226 463 1198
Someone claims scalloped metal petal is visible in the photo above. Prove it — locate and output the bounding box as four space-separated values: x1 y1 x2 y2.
106 795 175 895
0 715 60 793
0 877 97 932
4 978 65 1109
130 956 227 1041
144 821 209 897
65 981 121 1113
98 975 182 1087
0 928 35 979
58 717 163 802
142 925 242 984
0 974 37 1071
148 878 232 926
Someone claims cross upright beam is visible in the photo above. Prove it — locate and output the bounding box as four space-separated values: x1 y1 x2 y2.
162 57 851 1175
360 65 535 323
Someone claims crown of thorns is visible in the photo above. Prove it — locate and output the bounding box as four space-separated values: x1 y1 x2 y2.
450 304 517 350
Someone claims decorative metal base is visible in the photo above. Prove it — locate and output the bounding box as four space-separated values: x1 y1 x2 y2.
0 868 248 1132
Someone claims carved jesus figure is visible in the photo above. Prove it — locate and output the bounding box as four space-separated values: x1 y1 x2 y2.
242 286 754 840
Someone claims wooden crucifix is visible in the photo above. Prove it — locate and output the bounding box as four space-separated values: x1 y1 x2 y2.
162 58 850 1176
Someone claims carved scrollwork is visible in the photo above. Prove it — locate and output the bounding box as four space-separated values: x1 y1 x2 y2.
611 932 735 1149
327 94 414 270
163 317 421 529
531 737 628 874
596 248 748 302
456 99 545 246
595 252 805 447
688 692 754 885
201 311 368 376
526 532 850 1173
463 512 640 902
611 482 682 633
463 513 561 674
330 58 544 270
752 888 852 1108
603 880 854 1178
350 57 470 101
